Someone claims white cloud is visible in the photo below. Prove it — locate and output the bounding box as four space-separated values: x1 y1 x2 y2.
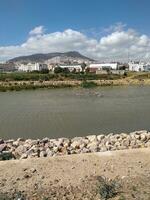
103 22 127 33
29 26 45 36
0 24 150 62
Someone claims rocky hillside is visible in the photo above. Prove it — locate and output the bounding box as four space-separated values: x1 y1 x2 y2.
8 51 94 64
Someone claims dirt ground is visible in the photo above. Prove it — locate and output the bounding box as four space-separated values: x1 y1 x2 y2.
0 148 150 200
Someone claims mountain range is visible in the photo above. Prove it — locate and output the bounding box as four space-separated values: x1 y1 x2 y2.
9 51 94 64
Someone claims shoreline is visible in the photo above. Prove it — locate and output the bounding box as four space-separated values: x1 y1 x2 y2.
0 78 150 91
1 130 150 160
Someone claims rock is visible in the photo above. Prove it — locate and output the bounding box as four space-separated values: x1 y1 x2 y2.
20 153 28 159
120 133 128 139
87 141 98 152
71 141 81 149
15 145 27 155
46 149 54 157
140 133 147 141
42 137 49 143
52 139 63 147
53 146 59 152
99 146 107 152
0 139 4 144
122 139 130 147
40 151 47 157
26 149 34 156
13 141 20 147
17 138 25 142
24 173 31 179
5 139 14 144
0 130 150 161
30 168 37 173
72 137 84 142
0 144 7 152
145 141 150 147
97 135 105 141
86 135 97 142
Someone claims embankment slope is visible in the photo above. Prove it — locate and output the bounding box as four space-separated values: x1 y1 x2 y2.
0 148 150 199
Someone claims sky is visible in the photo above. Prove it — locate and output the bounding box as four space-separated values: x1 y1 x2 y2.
0 0 150 61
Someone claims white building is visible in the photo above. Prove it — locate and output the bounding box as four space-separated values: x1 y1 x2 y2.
128 62 145 72
88 63 119 72
18 63 48 72
58 64 82 72
89 63 118 70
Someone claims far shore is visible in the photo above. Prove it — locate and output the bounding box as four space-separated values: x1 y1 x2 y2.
0 78 150 92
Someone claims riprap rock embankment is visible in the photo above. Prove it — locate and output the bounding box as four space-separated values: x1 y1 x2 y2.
0 130 150 160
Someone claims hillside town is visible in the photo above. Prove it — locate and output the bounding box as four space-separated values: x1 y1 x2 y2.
0 52 150 74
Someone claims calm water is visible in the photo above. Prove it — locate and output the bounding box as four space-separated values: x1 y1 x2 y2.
0 86 150 139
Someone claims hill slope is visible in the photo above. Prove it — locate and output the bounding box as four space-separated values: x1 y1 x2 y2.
9 51 94 63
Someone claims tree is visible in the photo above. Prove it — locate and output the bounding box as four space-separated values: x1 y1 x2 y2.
54 67 63 74
81 62 86 72
63 67 70 74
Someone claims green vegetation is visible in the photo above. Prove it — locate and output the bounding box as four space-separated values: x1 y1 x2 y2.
0 72 124 82
0 152 13 160
0 72 57 81
97 177 121 200
0 71 150 92
131 72 150 79
80 81 98 88
0 82 74 92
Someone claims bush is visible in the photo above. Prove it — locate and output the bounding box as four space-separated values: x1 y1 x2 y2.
54 67 63 74
97 176 121 200
80 81 98 88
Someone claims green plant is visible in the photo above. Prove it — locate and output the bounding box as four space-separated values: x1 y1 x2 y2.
81 81 98 88
97 177 120 200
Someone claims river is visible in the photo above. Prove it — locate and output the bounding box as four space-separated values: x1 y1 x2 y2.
0 86 150 139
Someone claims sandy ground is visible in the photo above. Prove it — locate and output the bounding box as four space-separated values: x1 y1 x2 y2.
0 148 150 199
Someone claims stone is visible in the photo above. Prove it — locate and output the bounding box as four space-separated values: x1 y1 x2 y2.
17 138 25 142
20 153 28 159
26 149 34 156
120 133 128 139
99 146 107 152
46 149 54 157
42 137 50 143
87 141 98 152
15 145 27 155
5 139 14 144
145 141 150 147
71 141 81 149
0 139 4 145
0 144 7 152
52 140 63 147
122 139 130 147
13 141 20 147
97 135 105 141
30 168 37 173
86 135 97 142
40 151 47 157
140 133 147 141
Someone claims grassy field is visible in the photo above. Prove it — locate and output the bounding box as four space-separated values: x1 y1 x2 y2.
0 72 150 92
0 72 124 81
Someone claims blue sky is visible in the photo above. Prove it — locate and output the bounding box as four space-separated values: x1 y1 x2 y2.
0 0 150 61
